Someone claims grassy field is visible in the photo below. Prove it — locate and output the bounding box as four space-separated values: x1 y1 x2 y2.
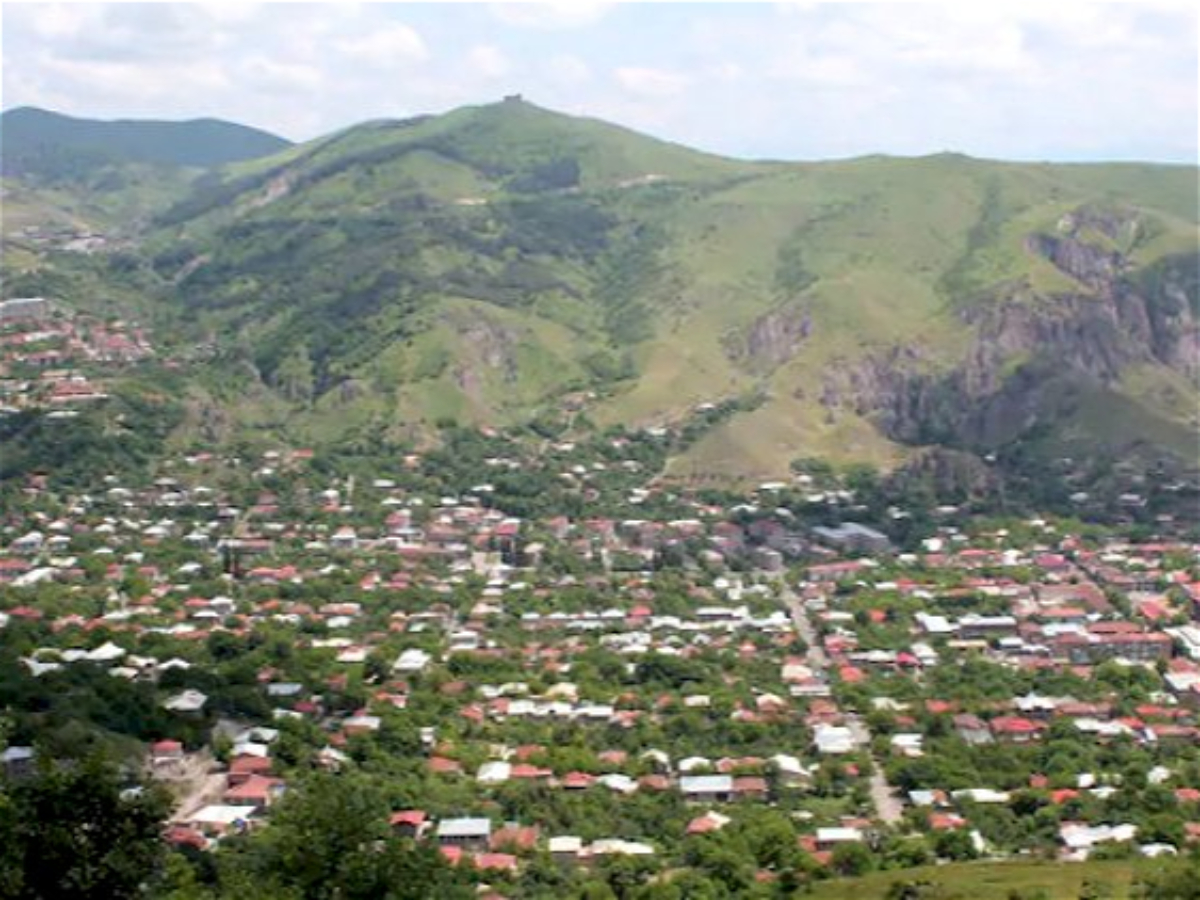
806 859 1166 900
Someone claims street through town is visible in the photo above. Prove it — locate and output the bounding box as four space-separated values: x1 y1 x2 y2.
777 577 904 825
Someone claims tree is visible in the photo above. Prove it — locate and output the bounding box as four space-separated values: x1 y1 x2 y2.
933 828 979 862
222 772 471 900
830 841 874 877
1133 854 1200 899
0 754 170 899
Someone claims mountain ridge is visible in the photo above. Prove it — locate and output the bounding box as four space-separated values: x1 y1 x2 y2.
2 99 1196 488
0 105 292 178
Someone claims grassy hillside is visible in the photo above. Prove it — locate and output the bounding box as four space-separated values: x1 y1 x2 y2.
10 99 1197 482
805 858 1177 900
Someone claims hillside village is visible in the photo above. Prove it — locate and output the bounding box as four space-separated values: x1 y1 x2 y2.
0 296 155 414
3 415 1199 896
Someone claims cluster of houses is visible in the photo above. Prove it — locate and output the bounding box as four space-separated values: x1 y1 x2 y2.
0 297 154 415
2 440 1198 872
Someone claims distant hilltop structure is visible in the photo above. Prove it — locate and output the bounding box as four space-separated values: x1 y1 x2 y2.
0 297 53 322
503 94 524 103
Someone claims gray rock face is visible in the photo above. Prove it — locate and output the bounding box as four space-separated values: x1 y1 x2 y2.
818 227 1198 455
727 304 813 373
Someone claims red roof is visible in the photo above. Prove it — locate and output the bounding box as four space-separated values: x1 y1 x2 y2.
490 825 539 852
510 764 552 780
225 775 283 802
390 810 427 827
474 852 518 872
165 825 207 850
230 755 272 775
838 665 865 684
991 716 1044 735
687 815 724 835
929 813 966 830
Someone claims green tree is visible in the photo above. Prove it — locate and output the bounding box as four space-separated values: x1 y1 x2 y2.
830 841 874 876
0 755 170 900
223 772 470 900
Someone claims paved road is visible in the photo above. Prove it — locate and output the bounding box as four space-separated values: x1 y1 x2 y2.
778 580 828 669
776 575 904 826
847 713 904 824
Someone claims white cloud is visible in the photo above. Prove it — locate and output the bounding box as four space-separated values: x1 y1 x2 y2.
334 22 428 68
491 1 613 30
24 3 90 40
545 53 592 86
466 45 511 80
615 66 691 98
1 2 1193 162
243 57 323 93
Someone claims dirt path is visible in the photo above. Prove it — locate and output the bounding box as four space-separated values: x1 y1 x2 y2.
159 751 228 824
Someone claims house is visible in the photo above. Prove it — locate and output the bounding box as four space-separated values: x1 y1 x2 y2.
815 827 864 850
474 852 519 873
733 776 769 800
490 824 540 853
390 810 429 838
150 739 185 766
549 835 584 861
953 714 994 745
813 724 857 755
188 804 253 837
1060 822 1138 859
393 649 433 674
1056 630 1173 664
163 689 208 714
437 817 492 850
476 761 512 784
1 746 34 780
990 716 1047 744
958 614 1018 639
680 774 734 803
9 531 44 555
228 755 273 785
224 775 285 811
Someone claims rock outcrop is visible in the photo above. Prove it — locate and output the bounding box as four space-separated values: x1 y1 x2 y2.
819 222 1198 456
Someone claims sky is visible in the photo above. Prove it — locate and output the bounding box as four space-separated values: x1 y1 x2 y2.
2 1 1197 163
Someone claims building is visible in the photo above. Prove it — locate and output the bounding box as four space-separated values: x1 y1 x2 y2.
679 774 734 803
811 523 891 554
1055 631 1173 664
436 817 492 850
0 297 52 322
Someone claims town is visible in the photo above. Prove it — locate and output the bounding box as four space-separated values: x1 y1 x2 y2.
2 406 1198 898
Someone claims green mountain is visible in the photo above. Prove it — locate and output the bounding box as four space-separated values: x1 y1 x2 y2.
0 106 291 179
8 99 1200 484
0 107 291 248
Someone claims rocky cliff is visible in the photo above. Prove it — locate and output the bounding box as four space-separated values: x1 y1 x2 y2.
819 208 1198 458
